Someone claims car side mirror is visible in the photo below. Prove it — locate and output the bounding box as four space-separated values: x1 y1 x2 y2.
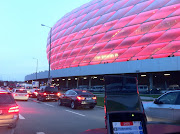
154 99 163 104
154 99 159 104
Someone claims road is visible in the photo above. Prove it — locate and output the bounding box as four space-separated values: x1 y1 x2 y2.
0 98 105 134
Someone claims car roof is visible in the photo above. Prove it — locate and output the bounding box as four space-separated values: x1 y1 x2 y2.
0 89 11 93
166 90 180 93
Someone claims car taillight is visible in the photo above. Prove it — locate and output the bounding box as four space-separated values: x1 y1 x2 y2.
43 93 47 95
77 96 85 100
34 91 38 94
26 94 29 97
92 96 97 100
13 93 17 96
57 92 61 96
8 106 19 113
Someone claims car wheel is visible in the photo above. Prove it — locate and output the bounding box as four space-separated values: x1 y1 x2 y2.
58 99 62 106
8 123 16 129
89 106 95 109
37 97 39 101
71 101 76 109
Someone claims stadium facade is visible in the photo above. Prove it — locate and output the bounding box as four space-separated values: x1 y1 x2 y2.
25 0 180 90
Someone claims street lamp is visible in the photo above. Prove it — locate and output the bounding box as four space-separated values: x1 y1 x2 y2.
33 58 38 80
41 24 52 85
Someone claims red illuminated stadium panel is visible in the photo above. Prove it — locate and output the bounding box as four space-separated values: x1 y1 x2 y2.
47 0 180 70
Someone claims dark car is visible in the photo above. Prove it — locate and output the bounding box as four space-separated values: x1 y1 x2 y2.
0 89 19 128
37 86 61 101
58 89 97 109
29 89 40 98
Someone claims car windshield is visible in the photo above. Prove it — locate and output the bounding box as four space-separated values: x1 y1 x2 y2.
45 87 58 92
0 93 15 104
16 90 27 93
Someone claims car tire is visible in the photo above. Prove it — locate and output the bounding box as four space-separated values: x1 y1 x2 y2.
8 123 16 129
71 101 76 109
37 97 39 101
58 99 63 106
89 106 95 109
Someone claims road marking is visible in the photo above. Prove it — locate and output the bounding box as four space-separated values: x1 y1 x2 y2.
19 114 25 119
10 129 14 134
65 110 85 117
44 103 55 107
36 132 45 134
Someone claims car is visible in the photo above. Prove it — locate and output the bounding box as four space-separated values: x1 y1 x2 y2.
0 89 19 128
143 90 180 124
37 86 60 101
58 89 97 109
12 89 29 101
29 89 40 98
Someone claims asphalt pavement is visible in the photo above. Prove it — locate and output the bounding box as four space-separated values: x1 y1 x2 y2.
0 98 105 134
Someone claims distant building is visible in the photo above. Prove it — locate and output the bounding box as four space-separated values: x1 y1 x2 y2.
25 0 180 91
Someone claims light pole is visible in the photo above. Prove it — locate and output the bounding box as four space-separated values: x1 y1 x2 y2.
33 58 38 80
41 24 52 85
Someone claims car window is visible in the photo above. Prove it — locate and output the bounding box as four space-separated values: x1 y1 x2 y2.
0 93 15 104
26 86 32 89
65 90 70 95
16 90 27 93
45 87 58 92
76 90 93 95
175 93 180 105
69 91 76 95
159 92 179 104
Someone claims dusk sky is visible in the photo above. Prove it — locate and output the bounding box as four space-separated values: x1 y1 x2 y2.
0 0 91 81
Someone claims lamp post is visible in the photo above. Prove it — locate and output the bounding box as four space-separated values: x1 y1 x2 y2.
33 58 38 80
41 24 52 85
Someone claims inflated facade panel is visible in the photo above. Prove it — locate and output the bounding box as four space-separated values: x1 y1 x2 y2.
46 0 180 70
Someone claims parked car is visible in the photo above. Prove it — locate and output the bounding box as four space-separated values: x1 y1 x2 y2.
89 85 105 92
168 85 179 90
144 90 180 124
58 89 97 109
12 89 29 101
37 86 60 101
138 85 149 94
0 89 19 128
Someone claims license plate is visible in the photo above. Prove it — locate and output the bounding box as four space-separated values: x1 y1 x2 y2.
19 94 25 96
50 94 54 95
86 98 92 100
0 110 2 114
81 101 86 104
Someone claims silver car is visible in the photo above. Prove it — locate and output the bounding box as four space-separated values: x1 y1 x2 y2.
144 90 180 124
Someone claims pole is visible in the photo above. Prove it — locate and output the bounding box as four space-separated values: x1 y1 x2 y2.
48 28 52 85
36 59 38 80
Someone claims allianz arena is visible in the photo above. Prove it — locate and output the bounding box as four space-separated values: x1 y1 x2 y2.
25 0 180 91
